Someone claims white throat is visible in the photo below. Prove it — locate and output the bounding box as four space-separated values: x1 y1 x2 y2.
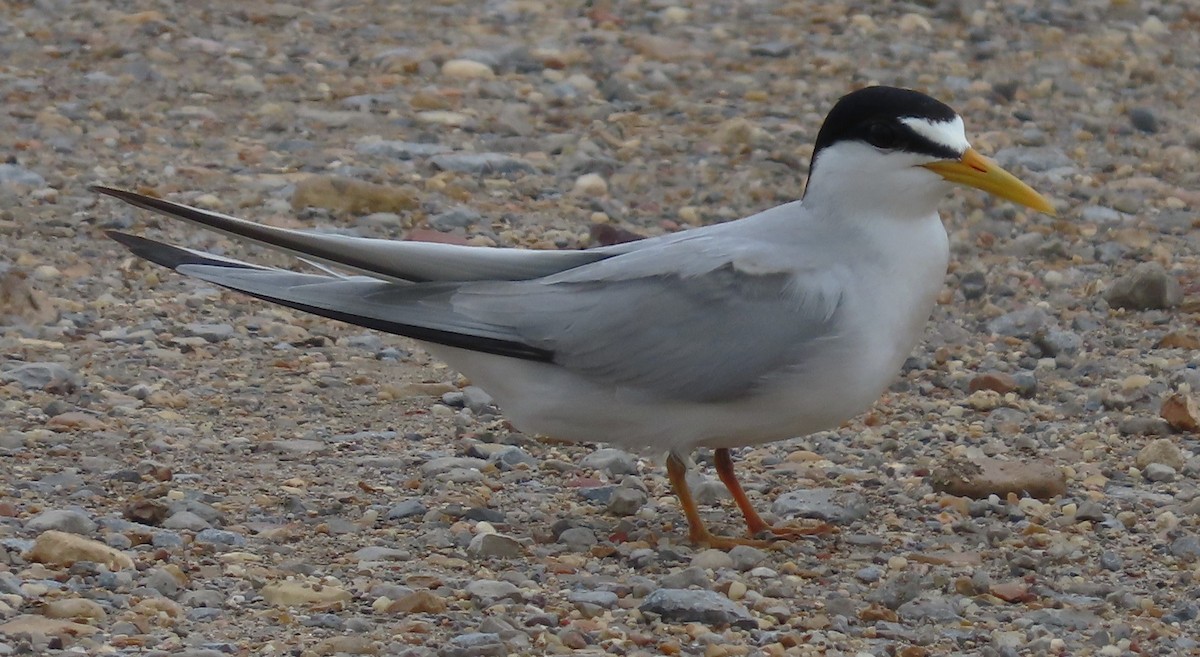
803 142 956 223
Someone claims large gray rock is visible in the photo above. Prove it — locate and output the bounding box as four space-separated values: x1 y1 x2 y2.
639 588 755 629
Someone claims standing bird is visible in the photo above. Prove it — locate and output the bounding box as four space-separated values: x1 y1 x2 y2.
96 86 1054 548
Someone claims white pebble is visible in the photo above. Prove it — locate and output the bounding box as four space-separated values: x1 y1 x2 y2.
572 173 608 197
441 59 494 79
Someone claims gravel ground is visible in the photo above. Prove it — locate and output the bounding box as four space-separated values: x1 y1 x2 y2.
3 1 1200 655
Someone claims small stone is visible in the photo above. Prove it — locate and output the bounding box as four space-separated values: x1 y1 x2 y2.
163 510 211 531
969 372 1017 395
387 499 428 520
462 386 494 413
261 580 352 607
987 307 1049 338
1104 262 1182 310
1144 463 1178 483
856 566 883 583
0 164 46 187
661 566 710 589
353 546 409 562
930 457 1066 500
0 615 97 638
1136 438 1186 471
572 173 608 197
441 59 495 79
690 549 734 570
1170 535 1200 562
430 207 482 231
771 488 869 523
749 41 793 57
568 590 619 612
897 595 961 621
1129 107 1159 134
225 74 265 96
1161 394 1200 433
292 176 418 215
25 509 96 535
355 139 450 159
184 323 235 342
465 579 520 605
580 448 638 476
606 487 647 516
430 153 535 176
421 456 487 476
194 528 245 547
42 598 107 622
386 590 446 614
558 527 597 550
728 545 768 571
26 530 135 571
468 533 523 559
0 362 78 392
45 411 107 431
639 589 755 629
443 633 505 657
1099 550 1123 571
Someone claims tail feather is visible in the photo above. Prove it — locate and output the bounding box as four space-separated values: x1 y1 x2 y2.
91 186 619 283
106 231 554 362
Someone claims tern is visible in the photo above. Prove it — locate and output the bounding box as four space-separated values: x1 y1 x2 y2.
95 86 1054 548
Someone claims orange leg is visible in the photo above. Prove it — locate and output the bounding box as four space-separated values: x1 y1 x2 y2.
666 453 774 549
714 448 835 539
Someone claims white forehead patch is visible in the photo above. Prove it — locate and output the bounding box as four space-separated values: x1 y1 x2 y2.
900 115 970 154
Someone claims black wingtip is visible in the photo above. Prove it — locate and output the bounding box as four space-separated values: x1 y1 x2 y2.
106 231 259 272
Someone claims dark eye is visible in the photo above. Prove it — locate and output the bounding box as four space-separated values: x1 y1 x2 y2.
864 121 901 149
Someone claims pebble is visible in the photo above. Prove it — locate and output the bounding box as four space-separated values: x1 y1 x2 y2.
465 579 520 605
24 509 96 535
441 59 495 79
690 548 734 571
443 633 505 657
1136 438 1186 471
606 486 647 516
0 164 46 187
292 175 419 214
1104 262 1183 310
430 153 536 175
0 362 79 391
194 528 246 547
771 488 869 523
1144 463 1177 483
639 589 756 629
183 322 235 342
387 499 428 520
467 532 523 559
930 456 1067 500
25 530 134 571
557 526 597 550
41 598 107 622
1129 107 1159 133
163 510 212 531
260 580 351 607
727 545 768 571
430 207 482 231
580 448 638 476
572 173 608 197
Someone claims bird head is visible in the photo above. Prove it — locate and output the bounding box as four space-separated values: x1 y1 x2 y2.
803 86 1055 219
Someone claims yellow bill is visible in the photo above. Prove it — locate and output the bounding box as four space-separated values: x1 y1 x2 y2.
922 148 1056 216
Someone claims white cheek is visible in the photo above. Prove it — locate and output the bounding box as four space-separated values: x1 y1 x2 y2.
901 116 970 153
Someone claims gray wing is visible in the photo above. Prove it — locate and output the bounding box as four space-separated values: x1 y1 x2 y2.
109 231 845 403
452 237 846 401
92 186 628 282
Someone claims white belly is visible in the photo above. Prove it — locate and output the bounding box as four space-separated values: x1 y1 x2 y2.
425 213 950 455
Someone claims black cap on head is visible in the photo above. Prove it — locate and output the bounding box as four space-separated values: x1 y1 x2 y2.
810 86 962 168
